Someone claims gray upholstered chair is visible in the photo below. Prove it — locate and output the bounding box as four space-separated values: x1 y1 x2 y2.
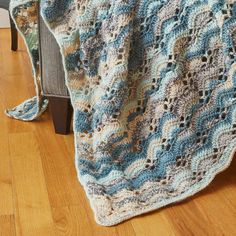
0 0 18 51
38 13 72 135
2 1 71 134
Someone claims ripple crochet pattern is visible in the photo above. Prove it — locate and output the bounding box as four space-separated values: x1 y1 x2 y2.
7 0 236 226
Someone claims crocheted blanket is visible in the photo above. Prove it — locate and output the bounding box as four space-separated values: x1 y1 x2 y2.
7 0 236 226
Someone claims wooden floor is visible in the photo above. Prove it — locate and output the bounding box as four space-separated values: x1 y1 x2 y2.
0 28 236 236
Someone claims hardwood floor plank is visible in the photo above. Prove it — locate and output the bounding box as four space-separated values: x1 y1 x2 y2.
0 95 13 216
52 204 135 236
131 211 176 236
0 29 28 78
52 206 95 236
0 132 13 216
0 215 16 236
9 132 56 236
164 201 211 236
35 121 83 208
114 221 136 236
192 157 236 235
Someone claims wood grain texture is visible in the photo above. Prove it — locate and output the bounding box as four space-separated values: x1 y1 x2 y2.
0 108 13 216
0 215 16 236
9 132 56 236
0 28 236 236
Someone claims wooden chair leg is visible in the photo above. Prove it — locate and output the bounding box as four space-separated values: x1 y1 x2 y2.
48 96 73 135
9 14 18 51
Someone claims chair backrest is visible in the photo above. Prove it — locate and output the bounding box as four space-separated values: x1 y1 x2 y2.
0 0 10 10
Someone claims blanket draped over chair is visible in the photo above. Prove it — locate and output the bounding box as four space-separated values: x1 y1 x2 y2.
6 0 236 226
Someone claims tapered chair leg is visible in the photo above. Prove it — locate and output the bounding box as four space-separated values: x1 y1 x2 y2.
48 96 73 135
9 14 18 51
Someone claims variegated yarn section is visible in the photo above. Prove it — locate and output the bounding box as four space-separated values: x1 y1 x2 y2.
9 0 236 226
6 0 48 121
